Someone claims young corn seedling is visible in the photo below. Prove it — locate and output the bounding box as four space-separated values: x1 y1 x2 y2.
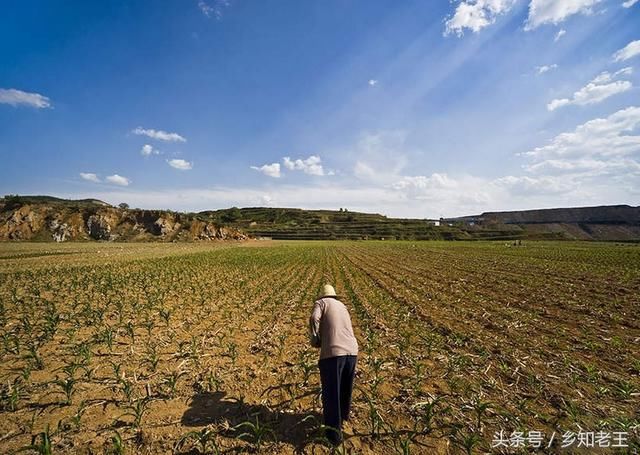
145 344 160 372
20 315 34 339
358 389 385 439
161 370 185 399
234 414 276 452
107 431 125 455
62 361 80 378
450 426 482 455
120 397 151 431
470 397 491 432
21 365 32 382
143 318 155 337
411 395 447 435
24 342 44 370
125 321 136 343
615 380 636 399
119 377 135 403
74 341 92 366
226 342 238 366
159 307 172 326
20 424 54 455
175 425 221 454
2 332 20 355
189 336 202 368
54 376 77 406
1 378 25 411
299 358 315 387
387 420 420 455
70 400 86 429
110 360 123 381
42 303 60 341
82 365 97 381
99 326 116 352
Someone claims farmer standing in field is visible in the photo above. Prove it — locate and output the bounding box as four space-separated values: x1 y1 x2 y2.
309 284 359 445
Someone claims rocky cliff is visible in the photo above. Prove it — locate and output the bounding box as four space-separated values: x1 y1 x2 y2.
0 196 247 242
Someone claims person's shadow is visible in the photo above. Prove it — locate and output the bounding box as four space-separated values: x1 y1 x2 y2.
181 390 323 453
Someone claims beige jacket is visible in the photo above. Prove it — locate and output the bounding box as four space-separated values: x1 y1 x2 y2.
309 297 359 359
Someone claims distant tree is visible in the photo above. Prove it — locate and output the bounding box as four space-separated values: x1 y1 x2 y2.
3 194 24 211
339 208 343 212
118 202 130 210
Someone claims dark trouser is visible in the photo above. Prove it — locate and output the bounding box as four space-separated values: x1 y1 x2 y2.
318 355 357 444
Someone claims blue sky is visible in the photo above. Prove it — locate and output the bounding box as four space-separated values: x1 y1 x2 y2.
1 0 639 217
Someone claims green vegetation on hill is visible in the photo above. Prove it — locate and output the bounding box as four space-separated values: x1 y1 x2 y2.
3 194 110 210
201 207 487 240
200 206 640 241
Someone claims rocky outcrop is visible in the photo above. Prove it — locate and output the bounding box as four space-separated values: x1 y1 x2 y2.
153 216 179 236
0 198 249 242
49 219 73 242
189 220 247 241
86 215 113 240
1 205 44 240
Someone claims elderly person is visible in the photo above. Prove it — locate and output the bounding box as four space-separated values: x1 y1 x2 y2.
309 284 359 445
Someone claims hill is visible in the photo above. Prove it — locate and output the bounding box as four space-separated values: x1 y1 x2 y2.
201 205 640 241
0 195 246 242
449 204 640 241
1 195 639 242
199 207 458 240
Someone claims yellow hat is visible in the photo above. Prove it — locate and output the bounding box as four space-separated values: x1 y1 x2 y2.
319 284 337 299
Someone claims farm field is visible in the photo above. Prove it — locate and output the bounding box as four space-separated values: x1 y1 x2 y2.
0 241 638 454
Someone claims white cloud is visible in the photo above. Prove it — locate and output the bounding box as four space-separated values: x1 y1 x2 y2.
525 0 601 30
132 127 186 142
622 0 639 7
0 88 51 108
198 0 214 16
613 66 634 77
105 174 130 186
525 157 640 175
492 175 573 194
250 163 281 178
198 0 231 19
368 79 378 86
140 144 161 156
392 173 458 191
283 155 326 176
547 69 632 111
613 40 640 62
526 106 640 161
554 28 566 41
167 159 193 170
391 173 460 199
536 63 558 74
391 173 494 208
445 0 516 36
80 173 100 183
515 107 640 202
547 98 571 110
